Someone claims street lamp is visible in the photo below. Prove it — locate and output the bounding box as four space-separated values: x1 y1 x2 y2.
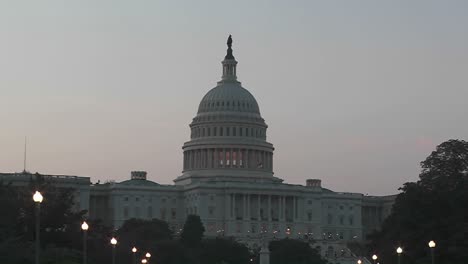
357 259 362 264
428 240 436 264
132 247 137 264
396 247 403 264
81 221 89 264
33 191 43 264
141 259 147 264
110 237 117 264
372 254 378 264
145 252 151 258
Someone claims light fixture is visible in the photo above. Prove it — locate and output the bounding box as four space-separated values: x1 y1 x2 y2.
110 237 117 245
428 240 436 248
396 247 403 254
81 221 89 231
33 191 43 203
132 247 137 253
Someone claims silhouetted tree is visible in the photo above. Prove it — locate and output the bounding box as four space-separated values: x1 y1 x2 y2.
269 238 327 264
180 214 205 247
368 139 468 264
200 237 251 264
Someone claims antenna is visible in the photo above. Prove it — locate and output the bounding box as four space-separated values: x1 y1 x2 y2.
23 136 27 173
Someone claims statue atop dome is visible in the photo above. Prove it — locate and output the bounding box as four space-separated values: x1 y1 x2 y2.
225 34 235 60
227 35 232 48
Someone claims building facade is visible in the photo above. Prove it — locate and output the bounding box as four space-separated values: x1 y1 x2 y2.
1 37 395 261
88 38 396 249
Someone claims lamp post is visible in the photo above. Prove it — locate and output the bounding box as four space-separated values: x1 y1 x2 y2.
33 191 43 264
396 247 403 264
428 240 436 264
110 237 118 264
372 254 378 264
81 221 89 264
132 247 137 264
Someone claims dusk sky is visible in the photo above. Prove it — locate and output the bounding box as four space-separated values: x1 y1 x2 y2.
1 1 467 195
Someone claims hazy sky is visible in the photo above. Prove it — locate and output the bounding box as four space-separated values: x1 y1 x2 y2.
1 1 467 195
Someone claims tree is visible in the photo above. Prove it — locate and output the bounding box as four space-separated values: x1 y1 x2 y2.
180 214 205 247
200 237 251 264
0 173 88 264
115 218 173 263
368 139 468 264
269 238 327 264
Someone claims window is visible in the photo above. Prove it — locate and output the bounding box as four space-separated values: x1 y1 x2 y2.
226 127 230 136
339 215 344 225
219 151 224 167
162 198 167 203
308 200 312 205
209 206 215 216
232 151 237 166
161 208 166 220
171 208 177 220
327 214 333 224
123 207 129 218
208 127 211 136
240 127 243 136
136 197 139 202
210 195 215 201
308 212 312 221
233 127 236 136
220 127 223 136
340 205 344 210
147 207 152 218
124 197 129 202
214 127 217 136
226 151 231 166
349 215 354 226
135 207 140 218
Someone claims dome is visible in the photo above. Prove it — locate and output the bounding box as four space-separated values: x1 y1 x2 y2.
197 83 260 114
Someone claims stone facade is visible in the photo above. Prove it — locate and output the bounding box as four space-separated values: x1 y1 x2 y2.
0 38 396 262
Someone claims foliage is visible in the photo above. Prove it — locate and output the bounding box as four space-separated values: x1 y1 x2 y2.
200 237 251 264
269 238 327 264
0 173 87 264
114 218 173 264
180 214 205 247
368 139 468 264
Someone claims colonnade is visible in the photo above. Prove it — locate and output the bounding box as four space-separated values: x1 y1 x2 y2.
183 148 273 171
227 193 299 222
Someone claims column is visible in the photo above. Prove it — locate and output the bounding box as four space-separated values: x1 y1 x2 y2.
257 195 261 220
268 195 272 221
292 197 296 221
243 195 247 220
214 149 219 168
233 193 236 220
247 194 250 220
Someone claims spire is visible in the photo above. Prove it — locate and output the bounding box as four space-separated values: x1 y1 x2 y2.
221 35 238 82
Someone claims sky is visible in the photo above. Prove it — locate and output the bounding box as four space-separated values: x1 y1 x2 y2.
1 0 467 195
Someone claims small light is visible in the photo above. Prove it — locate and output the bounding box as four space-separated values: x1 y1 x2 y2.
33 191 43 203
132 247 137 253
357 259 362 264
110 237 117 245
81 221 89 231
141 259 147 264
145 252 151 258
428 240 436 248
396 247 403 254
372 254 378 260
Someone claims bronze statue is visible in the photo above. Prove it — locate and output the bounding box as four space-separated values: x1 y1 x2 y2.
227 35 232 48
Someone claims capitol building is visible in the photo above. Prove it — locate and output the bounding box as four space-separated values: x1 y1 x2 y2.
1 37 395 260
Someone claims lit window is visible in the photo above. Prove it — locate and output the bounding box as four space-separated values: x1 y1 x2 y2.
232 151 237 166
